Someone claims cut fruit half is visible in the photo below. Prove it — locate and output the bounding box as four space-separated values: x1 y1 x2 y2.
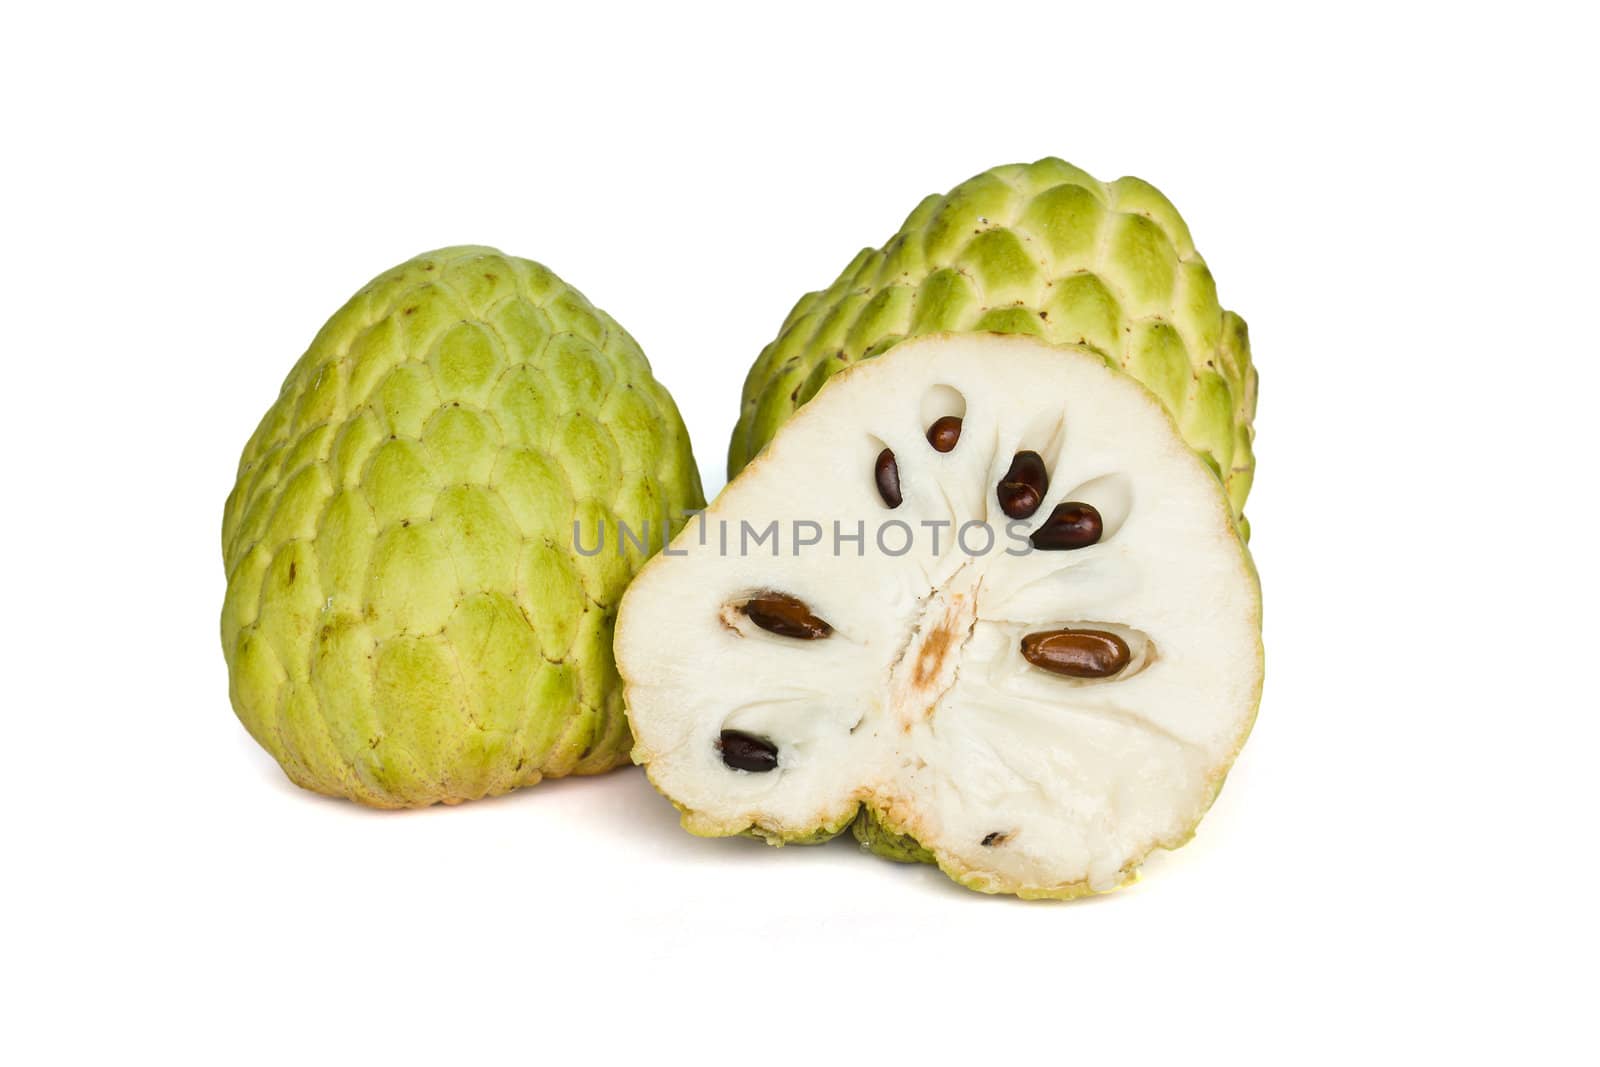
616 334 1262 899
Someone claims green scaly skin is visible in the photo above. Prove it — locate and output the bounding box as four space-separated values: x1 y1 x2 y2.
221 247 703 808
725 160 1259 879
850 807 936 865
730 157 1257 537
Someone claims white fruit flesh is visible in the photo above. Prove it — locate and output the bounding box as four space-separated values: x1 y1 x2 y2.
617 334 1262 897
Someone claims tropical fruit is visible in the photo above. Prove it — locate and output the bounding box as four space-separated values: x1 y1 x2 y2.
618 161 1260 897
222 246 703 807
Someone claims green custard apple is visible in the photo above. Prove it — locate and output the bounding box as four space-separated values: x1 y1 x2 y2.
222 247 703 808
617 160 1261 898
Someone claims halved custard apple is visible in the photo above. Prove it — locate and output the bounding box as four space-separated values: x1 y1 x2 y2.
616 334 1261 899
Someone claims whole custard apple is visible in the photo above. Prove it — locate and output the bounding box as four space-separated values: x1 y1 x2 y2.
617 160 1261 899
221 247 704 807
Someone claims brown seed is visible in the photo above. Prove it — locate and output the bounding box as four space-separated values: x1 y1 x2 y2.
1019 628 1131 678
926 415 963 453
997 451 1048 519
874 447 902 508
718 729 779 773
1030 501 1104 551
743 592 833 639
980 831 1010 847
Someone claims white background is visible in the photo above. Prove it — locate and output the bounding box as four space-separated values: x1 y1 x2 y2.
4 2 1595 1063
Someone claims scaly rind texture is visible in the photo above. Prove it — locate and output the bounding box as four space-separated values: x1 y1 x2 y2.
221 246 704 808
729 157 1257 535
851 807 935 865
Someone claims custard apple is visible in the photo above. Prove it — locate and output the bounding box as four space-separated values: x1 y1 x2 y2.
222 246 703 807
617 160 1261 898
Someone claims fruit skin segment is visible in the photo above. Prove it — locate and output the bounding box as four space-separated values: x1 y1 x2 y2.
729 157 1258 538
851 807 935 866
221 246 703 808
